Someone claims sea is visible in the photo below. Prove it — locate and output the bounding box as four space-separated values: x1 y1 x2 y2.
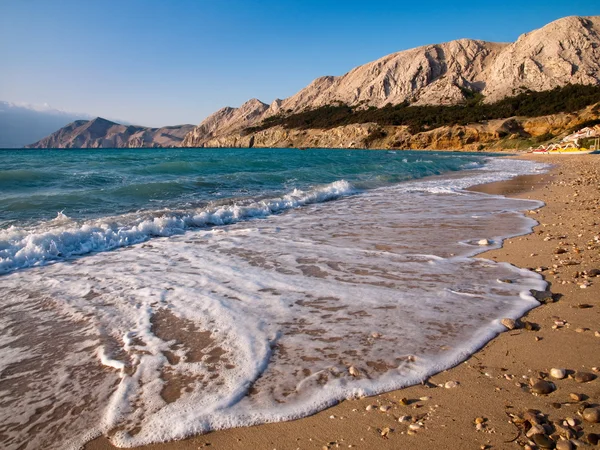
0 147 549 449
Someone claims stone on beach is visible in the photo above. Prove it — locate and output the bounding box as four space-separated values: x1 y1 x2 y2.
549 368 567 379
569 393 584 402
380 426 391 438
348 366 361 377
587 268 600 277
531 380 555 395
588 433 600 445
532 433 556 449
582 407 600 423
573 372 596 383
530 289 555 304
501 318 520 330
478 239 492 246
398 397 410 405
555 440 574 450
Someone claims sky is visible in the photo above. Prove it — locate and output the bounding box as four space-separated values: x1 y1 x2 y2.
1 0 599 127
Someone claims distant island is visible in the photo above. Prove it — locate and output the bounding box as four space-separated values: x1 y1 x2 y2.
24 15 600 151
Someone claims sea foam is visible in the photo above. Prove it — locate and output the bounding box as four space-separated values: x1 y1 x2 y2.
0 180 354 274
0 157 549 449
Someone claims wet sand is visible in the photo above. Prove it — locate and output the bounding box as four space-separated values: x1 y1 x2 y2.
87 154 600 450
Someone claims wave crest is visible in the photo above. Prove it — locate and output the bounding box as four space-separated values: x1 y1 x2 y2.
0 180 354 274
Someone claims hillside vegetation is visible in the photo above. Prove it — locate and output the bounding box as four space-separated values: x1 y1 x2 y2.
246 84 600 135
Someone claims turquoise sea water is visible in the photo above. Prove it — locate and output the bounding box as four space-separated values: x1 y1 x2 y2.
0 147 550 449
0 147 486 227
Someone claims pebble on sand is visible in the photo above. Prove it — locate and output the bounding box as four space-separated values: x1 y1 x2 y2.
569 393 584 402
573 372 596 383
588 433 599 445
501 318 519 330
582 407 600 423
348 366 361 377
532 433 555 449
555 440 574 450
380 427 391 438
549 368 567 379
531 380 555 395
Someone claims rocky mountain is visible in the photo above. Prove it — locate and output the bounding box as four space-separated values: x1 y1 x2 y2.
26 117 195 149
182 15 600 148
196 102 600 152
0 101 94 148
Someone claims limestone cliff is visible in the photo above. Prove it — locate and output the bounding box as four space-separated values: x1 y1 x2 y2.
26 118 195 149
196 103 600 151
182 15 600 148
181 99 269 147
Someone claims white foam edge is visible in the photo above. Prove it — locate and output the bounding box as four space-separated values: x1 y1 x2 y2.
110 270 545 447
0 180 356 274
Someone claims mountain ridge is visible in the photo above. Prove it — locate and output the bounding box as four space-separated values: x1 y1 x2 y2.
25 118 194 149
182 15 600 148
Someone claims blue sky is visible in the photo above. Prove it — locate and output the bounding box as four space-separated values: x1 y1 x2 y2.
1 0 599 127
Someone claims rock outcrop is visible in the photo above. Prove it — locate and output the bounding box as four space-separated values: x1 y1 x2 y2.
195 103 600 151
181 99 269 147
26 118 195 149
182 15 600 148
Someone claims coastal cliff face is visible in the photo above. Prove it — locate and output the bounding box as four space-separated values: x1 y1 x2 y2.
181 99 269 147
197 103 600 151
182 15 600 148
26 118 195 149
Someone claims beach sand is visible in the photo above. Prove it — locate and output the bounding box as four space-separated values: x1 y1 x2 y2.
87 154 600 450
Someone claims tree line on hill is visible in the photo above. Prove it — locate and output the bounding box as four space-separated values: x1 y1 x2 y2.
245 84 600 135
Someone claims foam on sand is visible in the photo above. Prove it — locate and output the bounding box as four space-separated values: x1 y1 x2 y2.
0 158 549 449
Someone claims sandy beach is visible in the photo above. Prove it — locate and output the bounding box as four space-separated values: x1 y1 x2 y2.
83 154 599 450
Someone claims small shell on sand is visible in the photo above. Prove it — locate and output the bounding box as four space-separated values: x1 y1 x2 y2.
444 381 459 389
478 239 491 246
550 368 567 379
569 393 583 401
379 405 390 412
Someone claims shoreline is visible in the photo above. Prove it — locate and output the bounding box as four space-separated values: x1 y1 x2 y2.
87 154 600 450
